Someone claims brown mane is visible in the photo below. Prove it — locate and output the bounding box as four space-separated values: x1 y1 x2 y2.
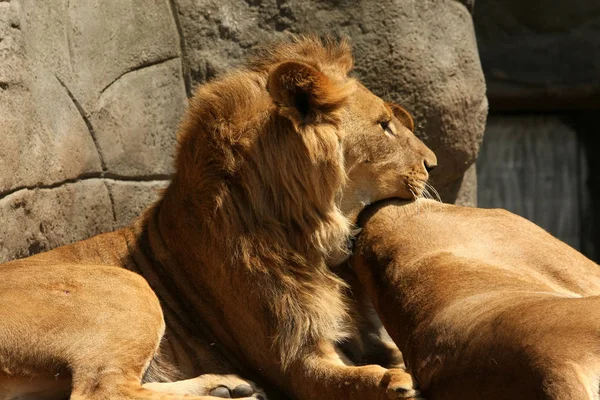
156 37 356 367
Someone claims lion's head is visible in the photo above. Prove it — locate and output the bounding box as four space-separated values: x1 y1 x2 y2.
339 86 437 223
163 36 436 266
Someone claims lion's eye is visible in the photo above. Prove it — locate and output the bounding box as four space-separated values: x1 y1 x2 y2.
379 120 394 136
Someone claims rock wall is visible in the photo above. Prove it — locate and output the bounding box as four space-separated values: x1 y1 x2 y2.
0 0 184 262
475 0 600 110
0 0 486 262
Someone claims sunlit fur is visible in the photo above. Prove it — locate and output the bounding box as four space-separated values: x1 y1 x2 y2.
353 199 600 400
169 38 355 267
157 36 435 371
158 38 358 369
0 36 436 400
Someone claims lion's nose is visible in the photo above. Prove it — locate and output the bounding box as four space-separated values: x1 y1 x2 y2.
424 155 437 173
416 140 437 173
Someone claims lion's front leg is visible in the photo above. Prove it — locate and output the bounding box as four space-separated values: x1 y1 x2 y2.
287 341 421 400
143 374 266 399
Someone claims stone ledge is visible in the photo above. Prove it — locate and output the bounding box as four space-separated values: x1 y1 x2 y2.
0 178 168 263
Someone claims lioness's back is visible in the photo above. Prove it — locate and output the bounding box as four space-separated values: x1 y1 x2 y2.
361 199 600 295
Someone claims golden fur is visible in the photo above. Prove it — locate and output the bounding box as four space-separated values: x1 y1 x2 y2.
352 199 600 400
0 36 435 400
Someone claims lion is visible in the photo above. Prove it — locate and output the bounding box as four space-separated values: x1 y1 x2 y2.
351 198 600 400
0 37 436 400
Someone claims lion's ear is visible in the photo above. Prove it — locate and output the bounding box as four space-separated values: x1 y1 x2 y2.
389 103 415 132
268 61 349 123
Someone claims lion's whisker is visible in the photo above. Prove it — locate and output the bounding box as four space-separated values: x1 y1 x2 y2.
425 181 442 202
422 186 432 200
421 188 433 212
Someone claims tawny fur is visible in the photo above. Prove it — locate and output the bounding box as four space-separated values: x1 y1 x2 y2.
352 199 600 400
0 36 435 400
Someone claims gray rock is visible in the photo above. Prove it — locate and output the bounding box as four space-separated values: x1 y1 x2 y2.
458 0 475 13
175 0 487 203
22 0 182 112
105 180 169 229
0 180 114 263
0 0 185 261
0 179 170 263
92 59 186 176
0 1 102 192
443 163 478 208
474 0 600 110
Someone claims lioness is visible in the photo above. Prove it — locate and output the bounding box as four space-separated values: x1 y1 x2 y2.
351 199 600 400
0 37 436 399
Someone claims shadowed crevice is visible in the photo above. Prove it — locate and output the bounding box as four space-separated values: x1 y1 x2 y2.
98 55 180 98
104 182 118 224
0 173 172 202
168 0 193 97
55 75 107 171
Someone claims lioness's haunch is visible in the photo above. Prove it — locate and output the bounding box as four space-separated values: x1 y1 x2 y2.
0 37 435 400
352 199 600 400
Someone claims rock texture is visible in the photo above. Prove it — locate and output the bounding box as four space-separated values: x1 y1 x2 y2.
475 0 600 110
175 0 488 202
0 179 169 262
91 58 186 176
105 180 170 227
1 0 486 262
0 0 185 263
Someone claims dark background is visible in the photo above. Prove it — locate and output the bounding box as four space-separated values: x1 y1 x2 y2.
473 0 600 260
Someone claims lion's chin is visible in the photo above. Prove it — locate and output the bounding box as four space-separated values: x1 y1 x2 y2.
391 189 422 202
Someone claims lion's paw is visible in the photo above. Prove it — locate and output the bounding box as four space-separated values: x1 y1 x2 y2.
205 374 266 399
382 368 423 399
143 373 266 399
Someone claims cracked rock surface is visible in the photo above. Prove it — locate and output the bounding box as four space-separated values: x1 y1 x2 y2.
0 0 185 262
0 0 486 262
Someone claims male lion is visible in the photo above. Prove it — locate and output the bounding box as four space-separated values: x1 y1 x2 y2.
0 37 436 399
352 198 600 400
